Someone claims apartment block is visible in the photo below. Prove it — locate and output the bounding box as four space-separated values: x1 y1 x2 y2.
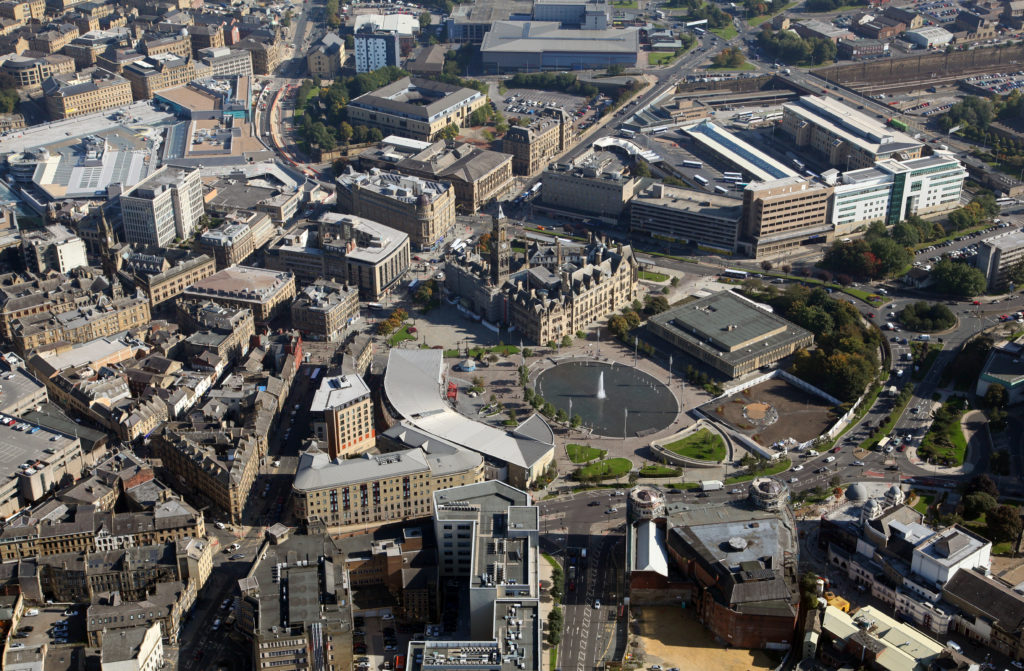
354 30 399 73
291 279 360 342
120 165 204 248
42 68 134 120
307 33 345 78
540 150 640 220
336 168 456 250
196 210 275 269
141 32 191 59
740 176 834 259
977 229 1024 291
29 23 80 53
119 252 218 310
309 373 376 458
292 441 484 533
20 224 88 274
502 108 573 176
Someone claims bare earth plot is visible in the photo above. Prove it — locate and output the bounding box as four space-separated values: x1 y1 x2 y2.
632 606 775 670
703 377 837 447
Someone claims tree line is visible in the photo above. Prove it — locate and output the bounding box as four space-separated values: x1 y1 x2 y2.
757 26 837 65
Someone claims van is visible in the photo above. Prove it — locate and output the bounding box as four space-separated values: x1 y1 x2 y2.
947 641 962 653
824 456 836 463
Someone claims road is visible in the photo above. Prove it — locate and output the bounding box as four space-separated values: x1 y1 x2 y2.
539 491 628 671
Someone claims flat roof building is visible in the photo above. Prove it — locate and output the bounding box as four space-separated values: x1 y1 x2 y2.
832 155 966 234
446 0 534 43
905 26 954 48
291 279 359 343
120 165 204 248
741 176 834 259
683 120 800 182
358 136 514 213
292 440 484 534
628 182 742 252
0 416 85 520
977 228 1024 292
975 341 1024 405
648 290 814 378
336 167 456 250
309 373 375 458
480 21 639 72
540 150 640 220
237 531 354 671
347 76 487 142
181 265 296 324
41 67 133 120
782 96 925 170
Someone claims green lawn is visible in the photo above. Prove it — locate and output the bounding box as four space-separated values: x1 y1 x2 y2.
859 390 914 451
747 0 795 26
648 52 677 66
549 647 558 671
725 458 792 484
918 401 968 466
912 223 992 252
707 61 755 71
761 272 885 307
913 493 934 515
566 443 607 463
639 269 670 282
576 458 633 481
387 325 415 346
912 345 942 382
613 0 637 5
710 25 738 39
663 429 726 462
639 464 682 477
444 349 460 358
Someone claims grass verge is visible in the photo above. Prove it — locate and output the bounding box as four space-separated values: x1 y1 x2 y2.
387 325 415 347
707 60 755 71
576 458 633 480
725 458 792 484
549 646 558 671
710 25 739 39
662 428 726 462
566 443 607 463
639 269 670 282
918 401 968 466
913 493 934 515
639 464 682 477
648 52 676 66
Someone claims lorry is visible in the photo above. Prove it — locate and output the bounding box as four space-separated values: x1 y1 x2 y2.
700 480 724 492
783 68 791 75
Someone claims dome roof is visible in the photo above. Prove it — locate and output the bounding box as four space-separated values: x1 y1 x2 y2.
846 483 869 501
888 484 901 496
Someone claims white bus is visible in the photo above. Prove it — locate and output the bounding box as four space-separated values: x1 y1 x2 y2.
367 302 385 311
682 159 703 169
619 129 636 138
714 185 729 194
693 174 709 186
722 172 742 181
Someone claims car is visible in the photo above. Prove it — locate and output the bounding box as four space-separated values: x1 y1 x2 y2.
10 643 24 649
792 464 803 471
816 467 828 474
593 599 601 609
606 507 618 514
385 644 398 651
382 613 394 620
215 521 226 530
868 313 875 318
588 500 600 506
697 492 709 498
25 609 39 617
729 489 743 495
651 667 663 671
1010 661 1023 669
824 456 836 463
63 608 76 616
354 646 368 654
853 460 865 466
230 553 246 560
20 626 32 633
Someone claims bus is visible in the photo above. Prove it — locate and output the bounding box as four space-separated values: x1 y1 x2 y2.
722 172 742 181
619 129 636 138
714 185 729 194
693 26 705 35
693 174 709 186
722 269 748 280
735 182 749 189
408 278 420 293
682 159 703 169
792 158 805 171
450 238 463 252
735 112 752 121
876 436 891 452
764 111 782 122
367 302 385 311
888 117 909 132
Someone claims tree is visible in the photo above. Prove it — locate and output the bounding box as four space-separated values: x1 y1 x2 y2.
570 414 582 429
712 46 746 69
338 121 353 144
931 257 987 297
418 10 432 29
561 334 573 348
633 160 651 178
547 605 563 646
761 260 773 271
966 474 1000 499
899 301 956 332
439 123 460 141
644 295 669 315
556 408 568 422
523 347 533 358
986 505 1023 543
799 572 820 610
547 340 558 350
984 383 1008 409
606 63 625 76
963 492 998 520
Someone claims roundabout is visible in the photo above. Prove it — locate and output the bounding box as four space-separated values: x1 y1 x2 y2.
534 360 678 437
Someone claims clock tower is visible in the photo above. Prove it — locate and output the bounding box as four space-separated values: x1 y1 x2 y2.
489 205 511 286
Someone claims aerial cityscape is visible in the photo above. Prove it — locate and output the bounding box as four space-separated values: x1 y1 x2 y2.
1 0 1024 670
